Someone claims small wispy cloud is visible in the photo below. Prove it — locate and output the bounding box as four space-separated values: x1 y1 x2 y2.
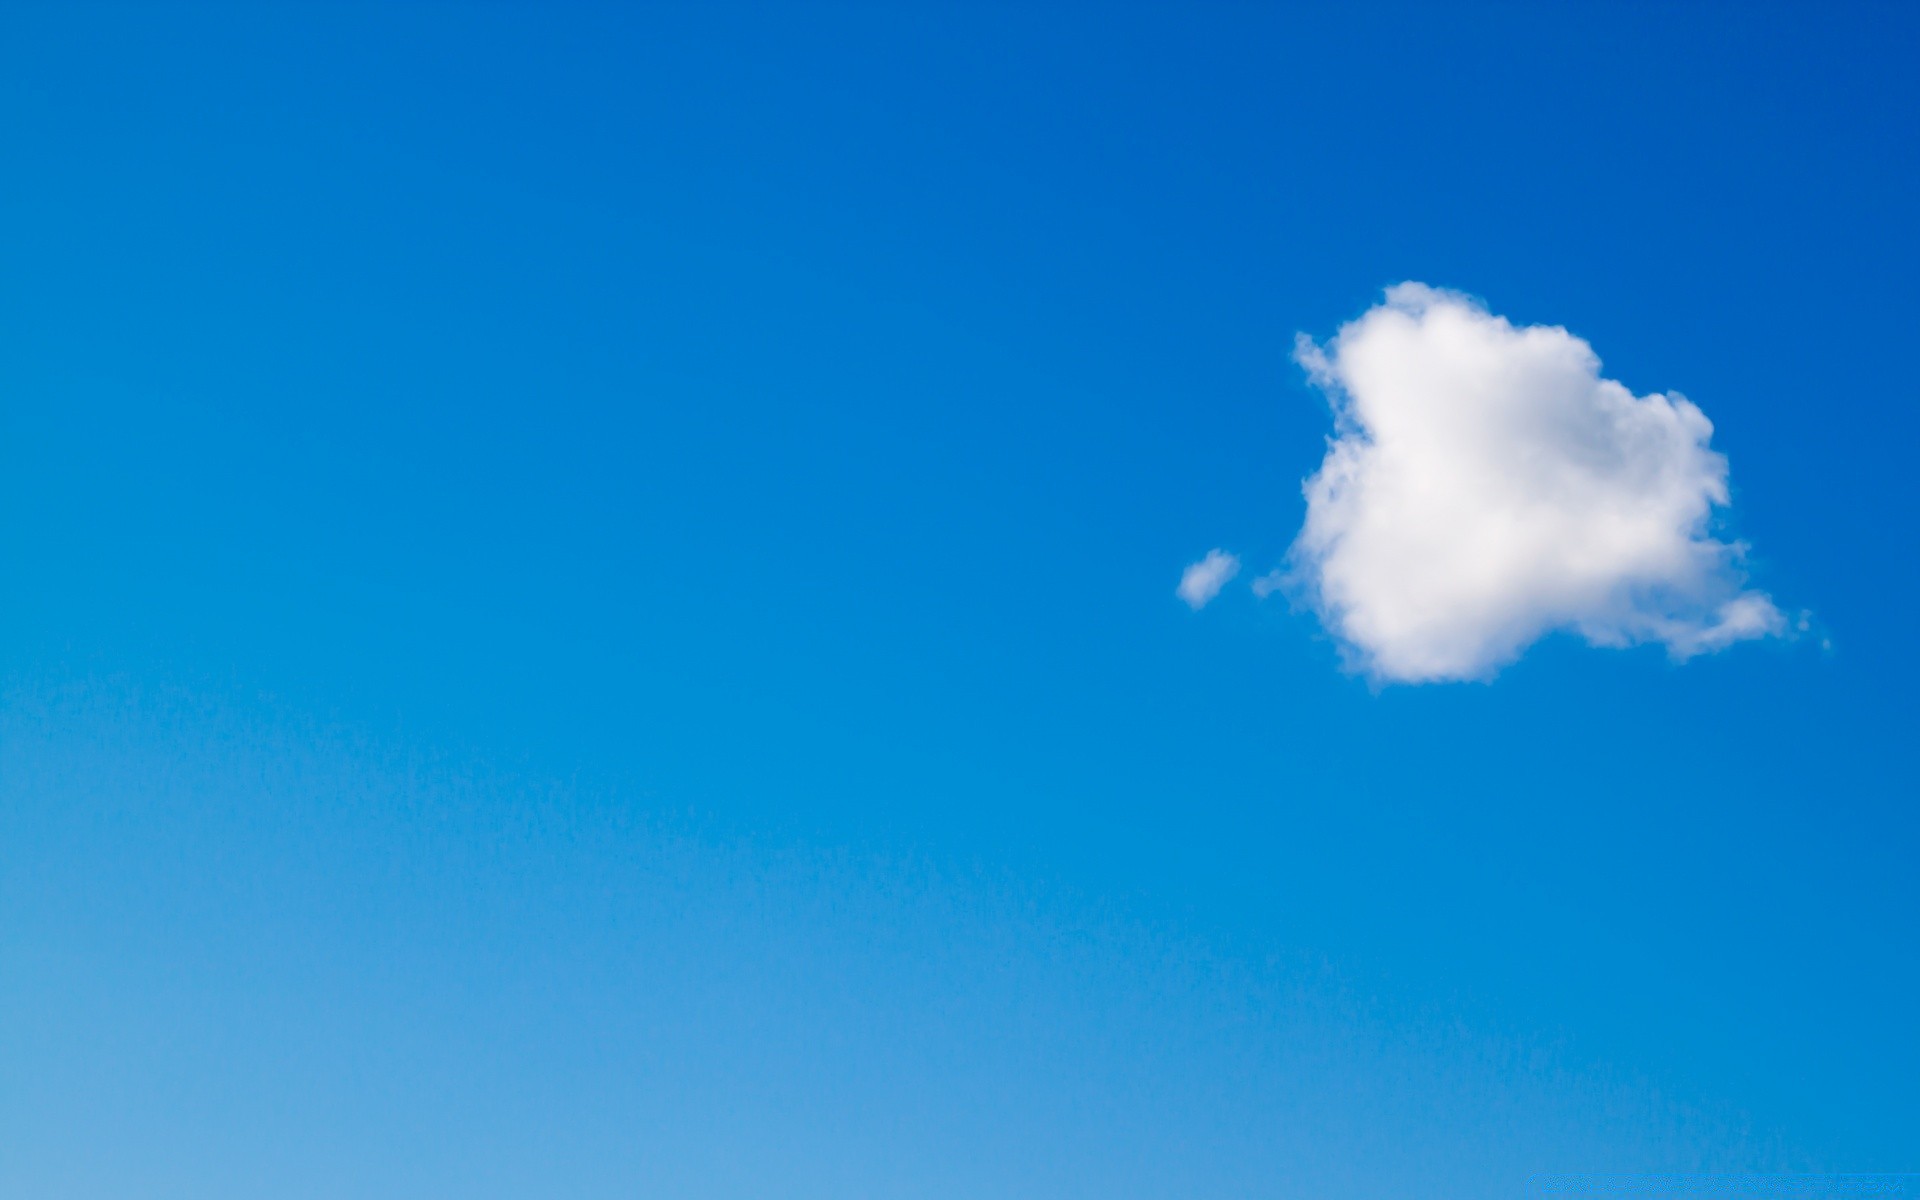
1178 549 1240 610
1275 283 1785 682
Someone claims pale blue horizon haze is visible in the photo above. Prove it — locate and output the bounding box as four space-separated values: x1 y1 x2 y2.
3 6 1918 1199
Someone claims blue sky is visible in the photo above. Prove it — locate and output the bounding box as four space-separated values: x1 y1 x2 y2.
3 5 1917 1197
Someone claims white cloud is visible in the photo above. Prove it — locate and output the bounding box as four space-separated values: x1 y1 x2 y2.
1281 283 1784 682
1178 549 1241 610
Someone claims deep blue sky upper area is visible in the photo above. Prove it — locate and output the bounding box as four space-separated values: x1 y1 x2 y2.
3 6 1917 1198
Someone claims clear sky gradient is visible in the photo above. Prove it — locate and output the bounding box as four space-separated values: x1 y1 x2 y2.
3 6 1917 1198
